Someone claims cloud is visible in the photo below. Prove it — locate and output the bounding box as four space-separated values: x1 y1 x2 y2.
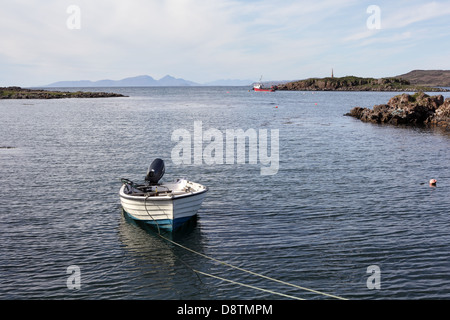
0 0 449 86
2 0 359 84
382 1 450 29
343 30 413 46
344 1 450 43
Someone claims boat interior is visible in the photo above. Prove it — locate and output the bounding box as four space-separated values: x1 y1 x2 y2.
121 178 199 197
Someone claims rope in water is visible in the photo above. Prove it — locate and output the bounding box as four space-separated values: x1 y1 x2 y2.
139 187 347 300
193 270 305 300
158 233 348 300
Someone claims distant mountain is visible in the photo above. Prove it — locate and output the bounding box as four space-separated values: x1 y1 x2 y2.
45 75 199 87
395 70 450 87
157 75 198 86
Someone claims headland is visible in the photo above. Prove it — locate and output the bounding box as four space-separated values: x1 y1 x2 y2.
0 86 126 99
276 76 449 92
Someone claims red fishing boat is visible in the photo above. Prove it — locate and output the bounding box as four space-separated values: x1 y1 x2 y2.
252 76 277 92
253 83 277 92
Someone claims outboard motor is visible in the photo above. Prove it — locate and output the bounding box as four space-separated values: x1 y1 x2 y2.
145 158 165 185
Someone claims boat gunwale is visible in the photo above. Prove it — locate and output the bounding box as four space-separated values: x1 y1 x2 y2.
119 184 208 202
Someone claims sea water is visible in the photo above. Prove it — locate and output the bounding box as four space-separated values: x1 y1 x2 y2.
1 87 449 299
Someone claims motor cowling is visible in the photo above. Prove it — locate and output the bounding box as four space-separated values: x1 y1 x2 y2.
145 158 165 184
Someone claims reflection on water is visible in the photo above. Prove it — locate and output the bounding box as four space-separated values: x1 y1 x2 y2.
117 210 212 299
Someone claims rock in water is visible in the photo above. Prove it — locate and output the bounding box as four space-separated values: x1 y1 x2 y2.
345 92 450 131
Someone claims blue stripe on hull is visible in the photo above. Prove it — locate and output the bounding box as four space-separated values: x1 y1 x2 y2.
122 209 195 232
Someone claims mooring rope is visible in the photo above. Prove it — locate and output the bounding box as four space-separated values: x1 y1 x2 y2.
140 187 346 300
193 270 305 300
158 233 348 300
144 195 161 235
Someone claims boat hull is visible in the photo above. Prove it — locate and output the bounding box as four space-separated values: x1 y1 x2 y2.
253 88 275 92
119 184 207 231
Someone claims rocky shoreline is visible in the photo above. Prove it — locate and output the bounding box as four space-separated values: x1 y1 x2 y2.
277 76 449 92
0 86 126 99
345 92 450 131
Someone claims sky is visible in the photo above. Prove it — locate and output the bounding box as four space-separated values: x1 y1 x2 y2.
1 0 450 87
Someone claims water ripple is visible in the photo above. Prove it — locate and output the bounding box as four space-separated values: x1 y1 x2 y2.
1 88 449 299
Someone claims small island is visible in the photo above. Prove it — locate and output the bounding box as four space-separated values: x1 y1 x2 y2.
346 91 450 131
277 76 449 92
0 86 126 99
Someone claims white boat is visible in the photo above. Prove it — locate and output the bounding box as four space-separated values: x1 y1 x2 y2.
119 159 208 232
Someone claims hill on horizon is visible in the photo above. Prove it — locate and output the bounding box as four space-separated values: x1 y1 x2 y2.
44 75 198 87
42 70 450 88
395 70 450 87
43 75 253 87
